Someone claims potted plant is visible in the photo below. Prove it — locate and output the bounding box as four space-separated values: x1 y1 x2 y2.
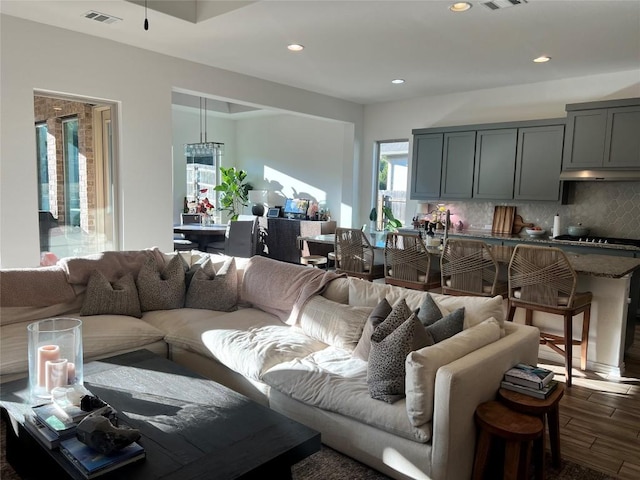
369 206 402 232
214 167 252 221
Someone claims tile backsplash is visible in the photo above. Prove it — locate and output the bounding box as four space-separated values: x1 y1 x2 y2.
439 182 640 239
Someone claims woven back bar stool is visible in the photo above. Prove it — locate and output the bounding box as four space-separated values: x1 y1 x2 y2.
440 238 507 297
507 244 592 387
334 228 384 281
384 232 440 291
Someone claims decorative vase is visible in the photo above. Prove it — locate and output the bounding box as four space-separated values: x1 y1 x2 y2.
251 204 265 216
28 318 83 400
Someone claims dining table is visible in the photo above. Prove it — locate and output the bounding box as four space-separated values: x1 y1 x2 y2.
174 223 227 251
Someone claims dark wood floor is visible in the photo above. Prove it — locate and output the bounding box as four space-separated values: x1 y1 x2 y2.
541 322 640 479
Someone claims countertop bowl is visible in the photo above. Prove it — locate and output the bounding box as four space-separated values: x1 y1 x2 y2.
568 225 590 237
526 228 547 237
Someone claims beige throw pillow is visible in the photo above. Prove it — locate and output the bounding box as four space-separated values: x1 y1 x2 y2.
299 295 371 351
136 255 186 311
80 270 142 318
185 257 238 312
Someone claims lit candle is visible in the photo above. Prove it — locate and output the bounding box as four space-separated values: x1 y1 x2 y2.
37 345 60 387
45 358 68 392
67 362 76 384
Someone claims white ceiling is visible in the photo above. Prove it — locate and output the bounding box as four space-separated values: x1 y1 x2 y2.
2 0 639 106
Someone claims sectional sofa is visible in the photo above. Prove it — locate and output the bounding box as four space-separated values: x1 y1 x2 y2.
0 248 539 480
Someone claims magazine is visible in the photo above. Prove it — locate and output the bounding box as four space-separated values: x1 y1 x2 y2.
501 379 559 400
32 402 89 439
503 363 554 390
60 436 145 479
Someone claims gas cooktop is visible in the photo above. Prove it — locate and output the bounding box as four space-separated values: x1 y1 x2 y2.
554 235 640 248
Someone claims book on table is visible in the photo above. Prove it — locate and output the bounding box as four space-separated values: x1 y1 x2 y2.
24 415 61 449
503 363 554 390
32 402 90 440
500 379 559 400
60 436 145 479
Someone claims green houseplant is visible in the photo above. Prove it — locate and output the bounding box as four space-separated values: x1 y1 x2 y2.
214 167 251 221
369 206 402 232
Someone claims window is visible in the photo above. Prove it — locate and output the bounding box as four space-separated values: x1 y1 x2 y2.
35 123 50 211
374 140 408 230
185 142 222 208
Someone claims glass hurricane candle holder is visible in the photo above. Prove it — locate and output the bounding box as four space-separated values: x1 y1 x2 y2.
27 318 83 400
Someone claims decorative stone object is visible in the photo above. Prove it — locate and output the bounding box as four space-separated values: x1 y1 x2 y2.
77 408 140 454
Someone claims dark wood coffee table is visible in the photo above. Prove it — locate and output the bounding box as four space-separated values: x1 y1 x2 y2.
1 349 320 479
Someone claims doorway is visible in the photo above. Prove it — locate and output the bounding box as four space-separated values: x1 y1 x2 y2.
34 92 118 260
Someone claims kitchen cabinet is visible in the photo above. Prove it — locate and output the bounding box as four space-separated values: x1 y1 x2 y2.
563 98 640 170
411 118 566 202
410 133 443 200
514 125 564 201
440 131 476 199
473 129 517 200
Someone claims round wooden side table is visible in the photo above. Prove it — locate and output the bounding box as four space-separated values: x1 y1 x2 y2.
473 400 543 480
498 382 565 479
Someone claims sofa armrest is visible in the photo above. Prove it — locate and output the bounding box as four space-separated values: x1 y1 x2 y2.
429 322 539 480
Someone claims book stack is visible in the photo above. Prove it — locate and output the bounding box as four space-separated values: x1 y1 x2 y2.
60 436 145 479
501 363 558 399
25 402 91 449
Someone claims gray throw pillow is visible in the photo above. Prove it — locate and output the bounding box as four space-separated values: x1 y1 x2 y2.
81 270 142 318
417 293 443 326
352 298 392 361
367 300 432 403
425 307 465 343
137 254 186 311
185 257 238 312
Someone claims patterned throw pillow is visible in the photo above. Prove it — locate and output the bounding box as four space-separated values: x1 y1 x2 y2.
80 270 142 318
136 255 186 311
424 307 465 343
367 299 432 403
416 293 444 326
352 298 392 361
185 257 238 312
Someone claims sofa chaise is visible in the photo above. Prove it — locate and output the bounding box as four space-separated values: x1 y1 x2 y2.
0 248 539 480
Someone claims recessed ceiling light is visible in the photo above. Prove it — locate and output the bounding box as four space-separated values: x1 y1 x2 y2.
287 44 304 52
449 2 472 12
533 55 551 63
391 79 405 85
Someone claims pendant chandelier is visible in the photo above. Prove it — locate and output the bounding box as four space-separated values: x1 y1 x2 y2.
184 97 223 158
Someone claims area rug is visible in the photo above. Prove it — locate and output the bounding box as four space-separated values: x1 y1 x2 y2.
1 418 614 480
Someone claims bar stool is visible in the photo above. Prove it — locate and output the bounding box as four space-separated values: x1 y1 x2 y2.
507 244 592 387
473 401 543 480
300 255 328 269
499 383 565 478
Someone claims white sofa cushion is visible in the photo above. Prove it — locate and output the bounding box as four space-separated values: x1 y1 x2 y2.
348 278 505 334
405 317 501 428
262 346 432 443
165 308 327 381
299 295 371 352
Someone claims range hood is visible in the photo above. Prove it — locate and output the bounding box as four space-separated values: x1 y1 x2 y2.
559 170 640 181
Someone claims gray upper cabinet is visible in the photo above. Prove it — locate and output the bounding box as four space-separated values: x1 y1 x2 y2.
563 98 640 170
473 129 517 200
441 131 476 199
410 133 443 200
514 125 564 201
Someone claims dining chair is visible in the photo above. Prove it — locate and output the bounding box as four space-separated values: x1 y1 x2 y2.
507 244 592 387
174 213 200 251
207 218 259 257
383 232 440 291
440 238 507 297
181 213 201 225
334 227 384 281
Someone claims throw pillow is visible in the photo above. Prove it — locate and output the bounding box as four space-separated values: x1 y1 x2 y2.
299 295 372 351
367 300 432 403
137 255 186 311
416 293 445 326
80 270 142 318
352 298 392 361
424 307 465 344
185 257 238 312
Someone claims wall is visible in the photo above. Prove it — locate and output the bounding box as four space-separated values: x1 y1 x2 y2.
234 114 353 225
362 70 640 231
0 14 363 267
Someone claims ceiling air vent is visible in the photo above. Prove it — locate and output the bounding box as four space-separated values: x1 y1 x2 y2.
83 11 122 24
481 0 527 10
